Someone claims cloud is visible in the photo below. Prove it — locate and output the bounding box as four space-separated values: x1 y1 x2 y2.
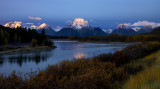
123 23 131 26
28 16 42 20
31 25 36 29
23 23 36 29
25 23 33 25
132 21 160 27
123 21 160 27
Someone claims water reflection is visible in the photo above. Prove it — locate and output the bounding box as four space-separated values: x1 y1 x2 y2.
0 57 4 66
74 53 87 59
0 51 52 67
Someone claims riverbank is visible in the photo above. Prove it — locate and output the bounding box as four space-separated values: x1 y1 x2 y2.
0 45 56 55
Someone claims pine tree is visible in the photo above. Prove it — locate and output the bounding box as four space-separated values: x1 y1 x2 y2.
0 29 5 45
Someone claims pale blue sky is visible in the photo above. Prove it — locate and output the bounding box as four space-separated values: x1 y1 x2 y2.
0 0 160 29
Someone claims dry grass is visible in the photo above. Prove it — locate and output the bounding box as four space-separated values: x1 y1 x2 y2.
124 50 160 89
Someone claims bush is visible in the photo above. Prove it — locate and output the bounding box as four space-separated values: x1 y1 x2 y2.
32 39 37 47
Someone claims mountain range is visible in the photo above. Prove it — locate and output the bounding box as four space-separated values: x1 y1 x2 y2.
36 18 106 37
111 24 155 35
36 22 156 36
3 18 158 36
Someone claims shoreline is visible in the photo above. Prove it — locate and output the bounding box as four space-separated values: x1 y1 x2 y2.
0 45 56 55
0 39 139 55
52 39 140 44
78 40 140 44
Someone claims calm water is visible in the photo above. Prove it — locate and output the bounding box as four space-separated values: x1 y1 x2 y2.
0 41 133 75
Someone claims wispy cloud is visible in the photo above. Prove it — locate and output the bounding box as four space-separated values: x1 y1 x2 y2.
132 21 160 27
25 23 34 25
123 21 160 27
28 16 42 20
23 23 37 29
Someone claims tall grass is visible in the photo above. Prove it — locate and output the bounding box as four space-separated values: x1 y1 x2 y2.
124 51 160 89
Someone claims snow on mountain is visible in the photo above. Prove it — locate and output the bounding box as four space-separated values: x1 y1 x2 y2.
58 18 106 37
102 29 113 34
141 25 153 30
3 21 22 28
106 29 113 34
112 24 136 35
116 24 130 29
132 27 141 32
37 23 50 30
54 26 62 32
65 18 91 29
37 23 56 36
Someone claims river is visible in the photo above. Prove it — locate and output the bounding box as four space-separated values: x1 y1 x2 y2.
0 40 134 75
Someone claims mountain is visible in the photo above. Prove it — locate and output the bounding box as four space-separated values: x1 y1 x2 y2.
132 27 141 32
3 21 22 28
138 25 154 34
54 26 62 32
57 18 106 37
65 18 91 29
112 24 136 35
58 27 106 37
148 27 160 34
103 29 113 34
37 23 57 36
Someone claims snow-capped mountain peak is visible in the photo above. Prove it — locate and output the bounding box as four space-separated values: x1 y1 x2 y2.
103 29 113 34
36 23 56 36
37 23 50 30
142 25 153 30
66 18 90 29
3 21 22 28
116 24 130 29
112 24 136 35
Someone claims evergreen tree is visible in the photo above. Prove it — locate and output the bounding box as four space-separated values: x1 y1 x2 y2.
0 29 4 45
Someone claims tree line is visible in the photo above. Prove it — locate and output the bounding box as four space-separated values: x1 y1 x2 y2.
0 25 53 46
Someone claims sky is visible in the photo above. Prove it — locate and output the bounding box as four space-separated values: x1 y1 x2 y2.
0 0 160 29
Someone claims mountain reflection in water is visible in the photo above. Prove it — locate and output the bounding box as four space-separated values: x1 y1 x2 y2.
0 51 52 67
74 53 87 59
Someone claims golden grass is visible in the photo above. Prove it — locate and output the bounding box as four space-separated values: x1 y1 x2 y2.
124 50 160 89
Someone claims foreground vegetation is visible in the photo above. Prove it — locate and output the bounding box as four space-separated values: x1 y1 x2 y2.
0 42 160 89
124 50 160 89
